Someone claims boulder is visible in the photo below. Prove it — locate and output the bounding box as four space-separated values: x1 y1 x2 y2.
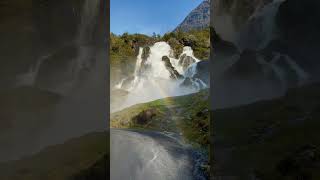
162 56 183 79
178 54 196 71
132 109 157 125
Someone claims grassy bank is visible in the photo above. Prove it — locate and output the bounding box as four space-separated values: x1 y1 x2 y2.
111 89 210 149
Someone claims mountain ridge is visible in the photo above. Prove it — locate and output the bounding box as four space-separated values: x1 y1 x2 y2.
174 0 210 32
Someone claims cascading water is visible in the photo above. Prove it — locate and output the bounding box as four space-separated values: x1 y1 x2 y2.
15 54 49 87
0 0 104 163
237 0 286 50
14 0 100 95
256 52 310 92
113 42 207 112
71 0 100 87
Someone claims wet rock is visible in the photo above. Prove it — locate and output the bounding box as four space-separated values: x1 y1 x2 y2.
134 46 152 76
178 54 196 71
224 49 262 78
162 56 183 79
180 77 193 87
193 60 210 85
141 46 150 61
180 77 207 90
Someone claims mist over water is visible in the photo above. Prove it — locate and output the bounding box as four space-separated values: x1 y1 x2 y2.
112 42 207 112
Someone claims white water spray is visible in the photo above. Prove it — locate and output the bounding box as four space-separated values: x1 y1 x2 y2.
237 0 286 50
113 42 207 112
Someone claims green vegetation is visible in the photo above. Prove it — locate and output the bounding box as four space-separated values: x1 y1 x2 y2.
214 83 320 180
111 89 209 149
110 33 156 64
162 28 210 60
110 28 210 81
110 33 156 80
0 132 108 180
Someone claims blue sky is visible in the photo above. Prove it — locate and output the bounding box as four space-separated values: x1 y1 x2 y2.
111 0 204 36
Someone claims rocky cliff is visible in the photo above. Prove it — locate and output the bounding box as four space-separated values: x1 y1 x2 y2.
175 0 210 32
212 0 320 108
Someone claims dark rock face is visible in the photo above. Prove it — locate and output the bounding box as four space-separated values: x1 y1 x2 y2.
212 48 284 109
162 56 183 79
141 46 150 61
194 60 210 85
132 109 157 125
180 77 207 90
179 54 196 71
175 0 210 32
180 77 193 87
211 28 239 64
277 0 320 45
213 0 272 42
224 50 262 78
138 46 151 75
274 0 320 77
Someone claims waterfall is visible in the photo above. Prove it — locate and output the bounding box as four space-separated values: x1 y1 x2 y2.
134 48 144 76
184 63 198 78
266 55 288 92
14 0 100 94
113 42 207 112
256 52 310 92
15 54 50 87
73 0 100 80
237 0 286 50
282 55 309 85
77 0 100 45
